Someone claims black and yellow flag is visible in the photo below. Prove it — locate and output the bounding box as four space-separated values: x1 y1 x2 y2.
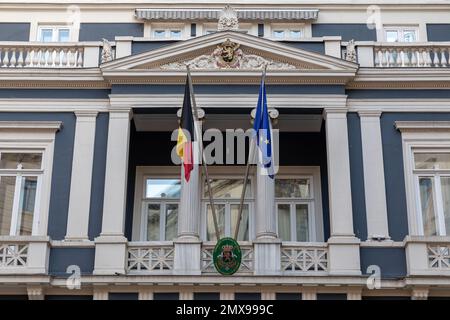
176 77 195 182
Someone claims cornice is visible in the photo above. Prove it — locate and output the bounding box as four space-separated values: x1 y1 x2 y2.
395 121 450 132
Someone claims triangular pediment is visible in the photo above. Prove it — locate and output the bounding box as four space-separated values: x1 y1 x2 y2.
101 31 358 84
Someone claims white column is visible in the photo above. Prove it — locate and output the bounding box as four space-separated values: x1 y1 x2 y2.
94 108 131 275
65 111 98 241
324 108 361 276
359 111 390 240
174 109 203 275
253 109 281 275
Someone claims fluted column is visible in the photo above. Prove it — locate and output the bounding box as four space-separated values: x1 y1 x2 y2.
94 108 131 275
324 108 361 276
174 109 204 275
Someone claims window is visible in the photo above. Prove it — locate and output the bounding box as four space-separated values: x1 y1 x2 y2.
37 26 71 42
0 152 42 236
384 26 418 42
276 178 315 242
413 152 450 236
142 178 180 241
202 178 253 241
270 24 304 40
152 29 182 39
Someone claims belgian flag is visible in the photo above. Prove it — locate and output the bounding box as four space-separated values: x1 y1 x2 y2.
176 77 195 182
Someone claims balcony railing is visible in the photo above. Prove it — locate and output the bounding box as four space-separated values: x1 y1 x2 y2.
0 41 106 68
280 243 328 274
355 41 450 68
428 243 450 269
127 242 174 274
0 242 28 268
201 242 254 274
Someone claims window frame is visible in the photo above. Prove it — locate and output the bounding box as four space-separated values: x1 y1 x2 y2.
383 26 419 42
37 25 72 42
200 172 255 242
0 122 59 237
268 23 308 41
146 23 187 40
275 175 316 242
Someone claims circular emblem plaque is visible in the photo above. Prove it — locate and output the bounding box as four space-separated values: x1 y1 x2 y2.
213 237 242 275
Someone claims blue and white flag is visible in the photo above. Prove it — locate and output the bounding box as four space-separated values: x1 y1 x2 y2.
253 73 274 178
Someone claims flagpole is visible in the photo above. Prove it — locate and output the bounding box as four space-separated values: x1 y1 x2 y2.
186 65 221 241
233 64 268 240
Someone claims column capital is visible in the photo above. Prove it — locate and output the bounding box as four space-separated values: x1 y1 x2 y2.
322 107 348 120
177 107 205 119
109 107 133 119
74 110 99 118
358 110 382 117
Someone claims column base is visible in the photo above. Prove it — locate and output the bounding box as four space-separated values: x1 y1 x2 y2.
327 236 361 276
93 235 128 275
173 238 202 275
253 237 281 275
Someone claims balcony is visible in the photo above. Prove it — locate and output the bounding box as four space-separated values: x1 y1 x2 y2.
0 41 108 68
355 41 450 68
405 236 450 276
0 236 49 274
125 241 328 276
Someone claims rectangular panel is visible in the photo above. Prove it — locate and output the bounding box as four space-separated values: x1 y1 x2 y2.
296 204 309 242
146 179 180 198
146 203 160 241
419 177 437 236
206 204 225 241
275 179 310 198
0 153 42 170
205 179 251 198
230 204 249 241
0 176 16 235
414 153 450 170
165 203 178 241
17 176 37 235
277 203 291 241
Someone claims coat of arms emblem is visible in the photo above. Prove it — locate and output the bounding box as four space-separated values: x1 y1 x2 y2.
213 237 242 275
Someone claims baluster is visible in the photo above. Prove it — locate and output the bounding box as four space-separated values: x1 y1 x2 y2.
50 48 57 67
381 49 387 67
17 49 24 68
403 49 410 67
32 48 39 67
2 48 10 67
374 49 380 67
424 48 432 67
69 48 76 67
388 49 395 67
39 48 46 67
54 49 61 67
411 48 418 67
441 48 448 67
9 48 16 67
62 48 68 67
396 48 402 67
76 48 83 67
433 48 440 67
24 49 31 67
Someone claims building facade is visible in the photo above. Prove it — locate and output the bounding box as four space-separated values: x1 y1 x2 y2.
0 0 450 300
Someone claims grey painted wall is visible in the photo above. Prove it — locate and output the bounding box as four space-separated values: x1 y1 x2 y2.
79 23 144 41
312 24 377 41
0 23 30 41
381 112 450 241
132 41 178 55
88 113 109 240
282 41 325 54
48 248 95 276
347 113 368 240
360 247 407 278
427 24 450 41
0 112 76 240
347 89 450 99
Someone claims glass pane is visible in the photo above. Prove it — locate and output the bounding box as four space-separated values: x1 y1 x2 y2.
165 204 178 241
146 179 180 198
289 30 302 39
275 179 310 198
205 179 251 198
0 176 15 235
273 30 285 39
441 177 450 235
17 176 37 235
206 204 225 241
58 29 70 42
170 30 181 38
414 153 450 170
146 203 160 241
154 30 166 38
231 204 249 241
296 204 309 242
40 29 53 42
0 153 42 170
277 204 291 241
403 30 416 42
419 177 437 236
385 30 398 42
